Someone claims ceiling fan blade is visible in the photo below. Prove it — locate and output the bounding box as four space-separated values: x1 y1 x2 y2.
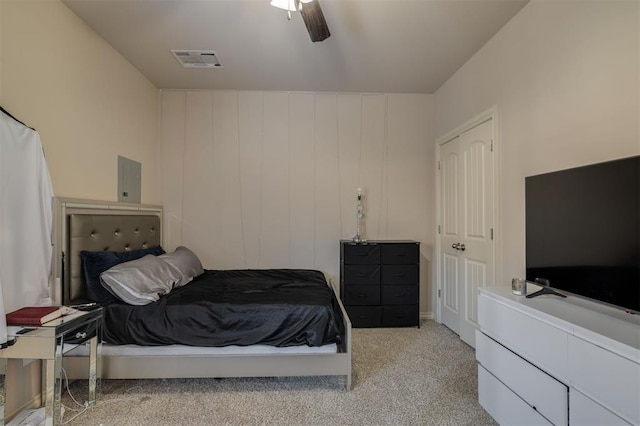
300 0 330 42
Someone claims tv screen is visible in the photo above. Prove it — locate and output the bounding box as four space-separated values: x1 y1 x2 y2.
525 155 640 313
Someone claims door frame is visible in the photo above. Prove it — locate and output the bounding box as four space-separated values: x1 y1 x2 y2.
434 106 501 324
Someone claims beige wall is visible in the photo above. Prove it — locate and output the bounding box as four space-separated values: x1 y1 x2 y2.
161 90 436 316
0 0 161 204
0 0 160 417
434 0 640 288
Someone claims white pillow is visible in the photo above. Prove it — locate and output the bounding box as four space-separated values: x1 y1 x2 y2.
100 254 181 305
158 246 204 287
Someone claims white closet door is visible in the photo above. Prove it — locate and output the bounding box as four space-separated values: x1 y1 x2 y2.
439 118 494 347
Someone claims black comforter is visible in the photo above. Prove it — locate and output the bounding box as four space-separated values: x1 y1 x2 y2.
102 269 343 347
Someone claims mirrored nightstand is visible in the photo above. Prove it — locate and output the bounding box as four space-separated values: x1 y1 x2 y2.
0 308 102 426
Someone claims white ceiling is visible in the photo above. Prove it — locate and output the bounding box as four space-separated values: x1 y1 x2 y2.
62 0 529 94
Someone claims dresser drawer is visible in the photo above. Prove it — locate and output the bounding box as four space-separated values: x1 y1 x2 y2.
382 305 418 327
570 388 631 426
476 331 568 426
478 366 553 426
381 265 418 285
343 265 380 285
478 292 568 382
343 286 380 306
342 243 380 264
568 335 640 425
345 306 381 328
381 243 419 264
381 285 418 305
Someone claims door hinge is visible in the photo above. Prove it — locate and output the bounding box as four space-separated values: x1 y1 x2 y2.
437 161 441 170
438 289 441 298
490 228 494 240
490 139 494 152
438 225 441 234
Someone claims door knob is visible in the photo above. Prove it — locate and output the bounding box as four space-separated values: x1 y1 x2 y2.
451 243 466 251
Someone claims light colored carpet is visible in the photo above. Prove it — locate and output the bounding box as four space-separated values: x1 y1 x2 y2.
62 321 496 425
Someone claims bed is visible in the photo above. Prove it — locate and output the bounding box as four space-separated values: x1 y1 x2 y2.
55 198 351 390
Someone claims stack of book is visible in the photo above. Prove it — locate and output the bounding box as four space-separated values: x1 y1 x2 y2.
6 306 62 326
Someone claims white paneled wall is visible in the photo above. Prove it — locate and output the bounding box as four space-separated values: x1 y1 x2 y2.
161 91 436 315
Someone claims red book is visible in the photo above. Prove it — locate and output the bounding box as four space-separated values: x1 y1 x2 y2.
6 306 62 326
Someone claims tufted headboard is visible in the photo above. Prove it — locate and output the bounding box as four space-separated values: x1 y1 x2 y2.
65 213 161 304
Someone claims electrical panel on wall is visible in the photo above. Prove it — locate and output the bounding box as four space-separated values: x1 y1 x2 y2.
117 155 141 203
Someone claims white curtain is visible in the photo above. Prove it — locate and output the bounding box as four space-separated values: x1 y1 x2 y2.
0 110 54 346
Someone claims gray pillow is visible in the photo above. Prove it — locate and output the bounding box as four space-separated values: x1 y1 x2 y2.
100 254 181 305
158 246 204 287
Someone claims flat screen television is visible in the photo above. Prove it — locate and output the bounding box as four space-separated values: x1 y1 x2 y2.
525 155 640 313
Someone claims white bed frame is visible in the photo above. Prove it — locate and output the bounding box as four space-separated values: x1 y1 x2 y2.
53 198 352 390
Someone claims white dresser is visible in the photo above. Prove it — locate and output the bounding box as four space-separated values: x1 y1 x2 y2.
477 286 640 425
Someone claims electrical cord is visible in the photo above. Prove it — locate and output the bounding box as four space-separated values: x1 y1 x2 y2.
59 369 143 424
61 368 88 424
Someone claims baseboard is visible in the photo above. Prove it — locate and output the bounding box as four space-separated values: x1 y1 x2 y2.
420 312 434 321
7 393 41 423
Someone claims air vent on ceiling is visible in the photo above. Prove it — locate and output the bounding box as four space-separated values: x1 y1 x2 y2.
171 50 222 68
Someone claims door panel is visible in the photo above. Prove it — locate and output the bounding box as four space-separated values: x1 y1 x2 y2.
464 257 487 330
465 140 488 240
442 252 459 325
440 137 461 333
442 144 460 239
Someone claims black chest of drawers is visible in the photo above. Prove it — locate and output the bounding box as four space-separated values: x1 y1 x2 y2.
340 240 420 328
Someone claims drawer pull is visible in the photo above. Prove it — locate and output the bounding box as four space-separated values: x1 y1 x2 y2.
357 293 367 298
75 332 87 339
393 273 406 277
357 273 367 277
